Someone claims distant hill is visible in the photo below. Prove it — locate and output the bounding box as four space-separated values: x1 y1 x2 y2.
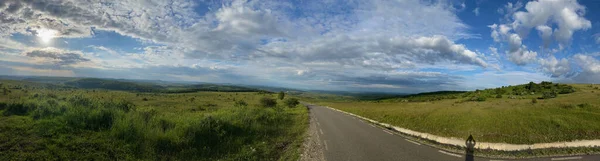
383 81 576 102
64 78 165 92
165 84 266 93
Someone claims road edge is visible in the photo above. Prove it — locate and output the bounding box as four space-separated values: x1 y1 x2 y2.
319 104 600 159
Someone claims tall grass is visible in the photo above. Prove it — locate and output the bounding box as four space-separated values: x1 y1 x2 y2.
0 90 307 160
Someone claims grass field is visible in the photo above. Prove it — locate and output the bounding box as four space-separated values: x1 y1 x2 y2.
0 80 308 160
317 83 600 144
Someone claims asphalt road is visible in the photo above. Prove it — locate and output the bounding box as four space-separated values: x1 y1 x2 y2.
307 104 600 161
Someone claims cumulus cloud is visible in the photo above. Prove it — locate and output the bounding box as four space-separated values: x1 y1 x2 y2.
571 54 600 83
507 34 537 65
23 47 90 66
535 25 553 48
539 56 571 77
473 8 480 16
511 0 591 48
574 54 600 74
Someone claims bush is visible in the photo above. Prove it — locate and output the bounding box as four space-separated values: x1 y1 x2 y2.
469 96 486 102
495 94 502 98
283 98 300 108
541 91 557 99
3 102 37 116
259 97 277 108
531 98 538 104
0 102 6 111
278 91 285 100
558 86 576 94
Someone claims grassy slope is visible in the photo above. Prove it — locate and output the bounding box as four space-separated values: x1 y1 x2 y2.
0 80 307 160
320 83 600 144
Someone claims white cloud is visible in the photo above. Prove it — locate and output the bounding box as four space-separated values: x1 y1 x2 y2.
497 2 523 22
507 34 537 65
539 56 571 77
571 54 600 83
511 0 591 48
489 24 501 42
473 7 480 16
214 1 287 37
0 0 507 92
535 25 553 48
489 47 498 56
574 54 600 74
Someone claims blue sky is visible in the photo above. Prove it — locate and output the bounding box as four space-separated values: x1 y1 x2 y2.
1 0 600 93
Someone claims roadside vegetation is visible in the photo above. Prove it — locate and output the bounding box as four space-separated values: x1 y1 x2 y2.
313 82 600 144
0 79 307 160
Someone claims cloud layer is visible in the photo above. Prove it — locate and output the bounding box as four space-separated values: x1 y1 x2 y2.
1 0 600 93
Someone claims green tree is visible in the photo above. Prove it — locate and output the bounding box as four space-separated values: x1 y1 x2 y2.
277 91 285 100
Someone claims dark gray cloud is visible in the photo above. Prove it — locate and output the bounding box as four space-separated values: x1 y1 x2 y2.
24 48 89 66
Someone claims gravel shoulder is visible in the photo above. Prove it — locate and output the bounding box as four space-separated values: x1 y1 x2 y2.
299 105 326 161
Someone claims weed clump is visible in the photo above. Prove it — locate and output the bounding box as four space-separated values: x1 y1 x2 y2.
234 100 248 107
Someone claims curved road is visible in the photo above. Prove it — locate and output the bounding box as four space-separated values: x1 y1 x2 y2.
306 104 600 161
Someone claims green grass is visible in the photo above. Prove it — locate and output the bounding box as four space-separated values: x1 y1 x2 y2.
316 83 600 144
0 80 308 160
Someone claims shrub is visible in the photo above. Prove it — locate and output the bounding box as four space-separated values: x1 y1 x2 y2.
558 86 576 94
541 91 557 99
531 98 538 104
64 108 117 131
283 98 300 108
495 94 502 98
278 91 285 100
0 102 6 111
3 102 37 116
142 97 149 101
259 97 277 108
469 96 486 102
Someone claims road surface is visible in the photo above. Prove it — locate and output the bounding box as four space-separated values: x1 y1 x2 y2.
306 104 600 161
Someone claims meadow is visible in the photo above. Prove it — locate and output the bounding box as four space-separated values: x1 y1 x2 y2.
0 79 307 160
317 82 600 144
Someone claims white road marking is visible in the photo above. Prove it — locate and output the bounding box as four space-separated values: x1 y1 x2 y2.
383 129 394 135
324 140 329 151
405 139 422 145
316 122 320 127
438 150 462 158
551 156 582 160
320 129 324 135
369 124 376 128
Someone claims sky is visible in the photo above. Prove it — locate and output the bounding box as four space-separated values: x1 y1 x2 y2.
1 0 600 93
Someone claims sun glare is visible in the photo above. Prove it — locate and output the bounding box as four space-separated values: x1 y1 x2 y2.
36 28 57 44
